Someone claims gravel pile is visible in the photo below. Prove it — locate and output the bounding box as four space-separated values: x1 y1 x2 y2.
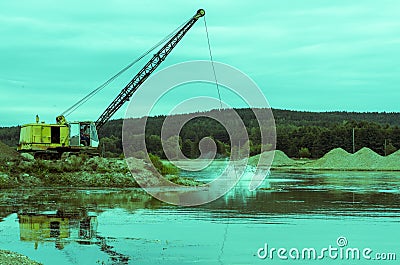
309 148 352 169
308 147 400 171
249 147 400 171
249 150 297 167
272 150 297 166
385 150 400 169
350 147 383 170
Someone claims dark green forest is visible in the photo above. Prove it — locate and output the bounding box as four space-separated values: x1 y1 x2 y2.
2 108 400 158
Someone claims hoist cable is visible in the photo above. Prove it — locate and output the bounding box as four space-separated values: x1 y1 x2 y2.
203 16 223 110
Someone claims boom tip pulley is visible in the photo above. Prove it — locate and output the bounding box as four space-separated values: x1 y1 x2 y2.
195 9 205 19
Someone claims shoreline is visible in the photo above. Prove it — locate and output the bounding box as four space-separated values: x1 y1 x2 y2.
1 146 400 188
0 250 42 265
2 159 399 189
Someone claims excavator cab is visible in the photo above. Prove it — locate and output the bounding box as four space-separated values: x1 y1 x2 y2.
18 118 99 159
69 122 99 148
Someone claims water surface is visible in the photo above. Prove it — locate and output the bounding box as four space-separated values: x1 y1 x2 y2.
0 169 399 264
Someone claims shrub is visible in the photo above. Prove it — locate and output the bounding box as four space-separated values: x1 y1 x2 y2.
148 154 179 175
385 143 397 156
299 147 311 158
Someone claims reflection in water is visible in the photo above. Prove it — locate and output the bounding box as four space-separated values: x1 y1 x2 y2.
0 170 399 265
211 171 400 220
18 209 130 264
18 209 98 250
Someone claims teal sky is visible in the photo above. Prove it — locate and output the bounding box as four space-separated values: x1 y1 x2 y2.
1 0 399 126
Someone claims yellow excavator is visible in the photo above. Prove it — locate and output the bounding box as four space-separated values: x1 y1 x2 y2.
17 9 205 159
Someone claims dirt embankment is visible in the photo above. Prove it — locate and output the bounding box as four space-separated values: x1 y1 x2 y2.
0 155 142 188
250 148 400 171
0 141 199 188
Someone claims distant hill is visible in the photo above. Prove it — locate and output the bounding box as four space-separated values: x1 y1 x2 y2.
272 109 400 127
99 108 400 158
99 108 400 135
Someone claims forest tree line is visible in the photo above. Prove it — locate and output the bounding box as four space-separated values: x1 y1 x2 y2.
1 108 400 158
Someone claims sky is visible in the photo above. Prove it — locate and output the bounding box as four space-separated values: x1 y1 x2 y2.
1 0 400 126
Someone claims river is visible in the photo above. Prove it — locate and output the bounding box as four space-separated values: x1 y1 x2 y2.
0 166 399 264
